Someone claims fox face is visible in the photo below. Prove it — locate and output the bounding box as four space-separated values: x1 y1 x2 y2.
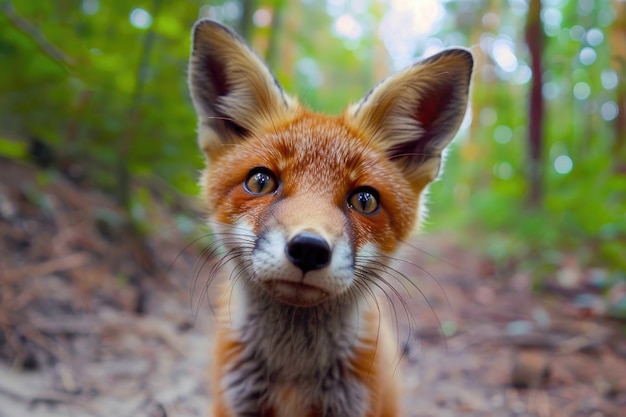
200 114 423 307
189 19 472 417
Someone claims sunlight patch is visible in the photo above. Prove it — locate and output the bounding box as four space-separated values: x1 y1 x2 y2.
333 14 363 40
130 8 152 29
554 155 573 175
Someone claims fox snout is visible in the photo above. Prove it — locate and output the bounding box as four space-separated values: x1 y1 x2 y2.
285 232 332 273
250 200 355 307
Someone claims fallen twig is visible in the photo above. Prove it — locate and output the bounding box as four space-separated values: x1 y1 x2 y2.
1 252 91 283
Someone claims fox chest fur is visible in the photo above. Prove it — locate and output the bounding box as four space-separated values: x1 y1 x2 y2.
188 19 472 417
213 289 387 417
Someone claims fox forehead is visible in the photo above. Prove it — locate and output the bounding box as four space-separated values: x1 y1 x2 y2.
207 113 408 199
202 112 421 250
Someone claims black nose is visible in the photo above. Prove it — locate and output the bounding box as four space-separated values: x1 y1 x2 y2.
285 232 331 273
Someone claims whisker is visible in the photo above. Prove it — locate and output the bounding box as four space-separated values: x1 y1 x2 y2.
357 256 449 352
226 260 254 326
355 270 410 372
399 238 463 270
189 225 255 320
353 278 383 382
359 250 454 323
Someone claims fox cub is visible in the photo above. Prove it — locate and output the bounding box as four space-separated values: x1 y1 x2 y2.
188 19 472 417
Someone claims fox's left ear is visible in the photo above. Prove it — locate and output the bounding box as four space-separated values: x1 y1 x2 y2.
345 49 473 185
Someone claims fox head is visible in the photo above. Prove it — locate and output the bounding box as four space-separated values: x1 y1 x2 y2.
189 20 472 308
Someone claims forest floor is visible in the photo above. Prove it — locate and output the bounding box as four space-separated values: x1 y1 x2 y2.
1 157 625 417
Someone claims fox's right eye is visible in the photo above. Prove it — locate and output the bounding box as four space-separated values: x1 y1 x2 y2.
244 168 278 195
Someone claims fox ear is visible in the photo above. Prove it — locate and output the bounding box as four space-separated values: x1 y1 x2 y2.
345 49 473 185
188 19 297 156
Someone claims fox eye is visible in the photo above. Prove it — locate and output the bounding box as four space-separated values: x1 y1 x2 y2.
348 187 379 214
244 167 278 195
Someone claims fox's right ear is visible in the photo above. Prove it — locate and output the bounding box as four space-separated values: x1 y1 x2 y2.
188 19 297 157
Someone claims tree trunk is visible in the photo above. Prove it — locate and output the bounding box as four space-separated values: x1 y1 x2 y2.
265 0 286 71
116 0 162 210
238 0 257 43
525 0 545 207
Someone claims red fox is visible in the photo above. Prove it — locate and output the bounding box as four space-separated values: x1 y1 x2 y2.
188 19 472 417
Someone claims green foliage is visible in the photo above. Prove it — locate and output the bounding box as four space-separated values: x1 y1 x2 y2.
426 0 625 276
0 136 27 158
0 0 205 200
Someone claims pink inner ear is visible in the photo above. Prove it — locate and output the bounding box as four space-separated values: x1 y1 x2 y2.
414 82 454 131
206 59 229 97
388 82 457 162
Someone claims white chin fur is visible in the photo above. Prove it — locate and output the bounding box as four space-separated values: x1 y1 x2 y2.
251 229 354 306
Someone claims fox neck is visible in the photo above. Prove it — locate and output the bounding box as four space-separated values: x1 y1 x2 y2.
230 277 364 367
218 276 374 416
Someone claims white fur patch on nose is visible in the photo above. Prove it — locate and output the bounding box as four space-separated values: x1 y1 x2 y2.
251 229 354 306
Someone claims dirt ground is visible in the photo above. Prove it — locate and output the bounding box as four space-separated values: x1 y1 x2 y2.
1 157 625 417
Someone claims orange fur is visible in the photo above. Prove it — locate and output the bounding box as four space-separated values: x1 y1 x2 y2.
188 19 472 417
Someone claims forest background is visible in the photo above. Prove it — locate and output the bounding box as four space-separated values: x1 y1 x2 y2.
1 0 625 309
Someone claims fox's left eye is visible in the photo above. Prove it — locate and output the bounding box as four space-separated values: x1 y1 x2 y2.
244 167 278 195
348 187 379 214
